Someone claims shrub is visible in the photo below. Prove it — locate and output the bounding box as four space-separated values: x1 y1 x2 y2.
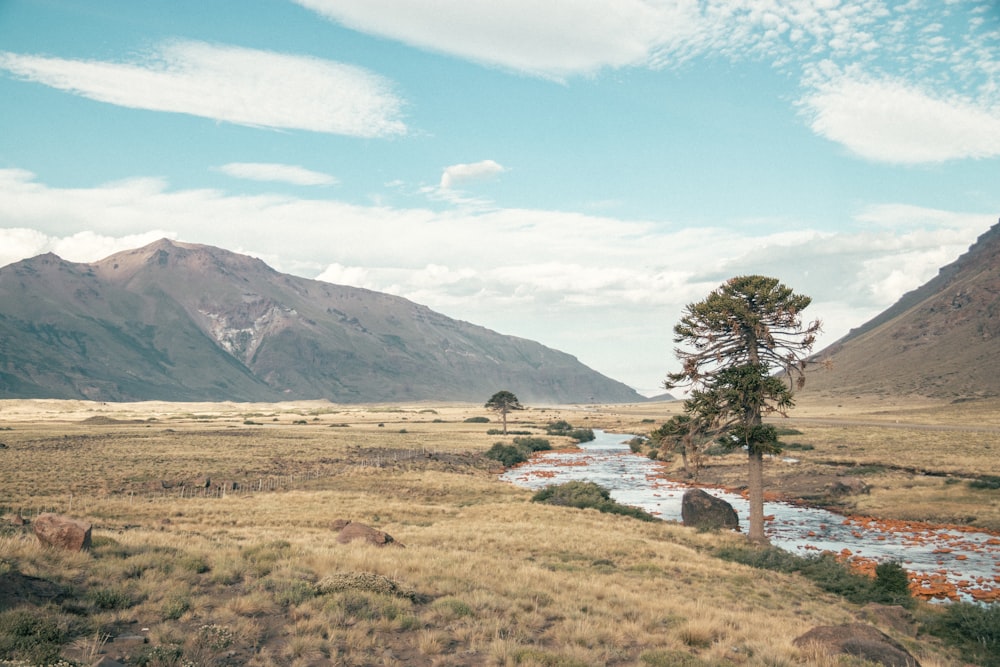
532 481 656 522
485 443 527 467
512 436 551 452
715 546 915 607
545 421 595 443
921 602 1000 667
969 475 1000 490
485 437 552 467
464 416 490 423
0 609 69 664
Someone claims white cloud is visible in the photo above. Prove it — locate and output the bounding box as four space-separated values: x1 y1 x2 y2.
439 160 506 189
0 168 994 392
292 0 999 165
315 263 373 288
217 163 338 186
800 68 1000 163
0 40 406 137
0 228 176 267
292 0 700 79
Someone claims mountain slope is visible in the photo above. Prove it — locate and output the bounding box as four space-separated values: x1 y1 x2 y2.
0 239 643 403
804 220 1000 399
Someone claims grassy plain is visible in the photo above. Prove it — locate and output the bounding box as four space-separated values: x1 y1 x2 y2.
1 396 997 665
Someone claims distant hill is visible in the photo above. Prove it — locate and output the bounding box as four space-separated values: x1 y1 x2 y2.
0 239 644 404
804 219 1000 399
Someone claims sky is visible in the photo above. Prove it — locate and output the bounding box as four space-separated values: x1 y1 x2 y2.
0 1 998 397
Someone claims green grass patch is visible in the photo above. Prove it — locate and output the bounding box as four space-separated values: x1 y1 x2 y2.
532 481 656 522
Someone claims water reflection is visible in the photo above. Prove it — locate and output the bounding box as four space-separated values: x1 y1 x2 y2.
501 430 1000 602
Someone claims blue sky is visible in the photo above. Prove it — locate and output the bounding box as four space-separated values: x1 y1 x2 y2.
1 0 998 396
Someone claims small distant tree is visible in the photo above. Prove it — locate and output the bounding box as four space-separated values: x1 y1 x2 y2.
665 275 820 544
484 390 523 435
651 413 707 479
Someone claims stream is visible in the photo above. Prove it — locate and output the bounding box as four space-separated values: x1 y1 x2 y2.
501 430 1000 603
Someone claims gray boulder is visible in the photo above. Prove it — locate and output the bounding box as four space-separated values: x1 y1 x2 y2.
681 488 739 531
793 623 921 667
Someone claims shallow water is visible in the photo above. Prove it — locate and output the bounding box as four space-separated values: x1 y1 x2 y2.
501 430 1000 602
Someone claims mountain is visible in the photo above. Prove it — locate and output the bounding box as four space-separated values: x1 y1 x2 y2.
0 239 644 404
803 219 1000 399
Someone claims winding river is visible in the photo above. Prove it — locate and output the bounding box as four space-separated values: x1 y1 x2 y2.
501 430 1000 603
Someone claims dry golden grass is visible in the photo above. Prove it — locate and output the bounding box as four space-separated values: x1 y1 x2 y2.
0 397 987 665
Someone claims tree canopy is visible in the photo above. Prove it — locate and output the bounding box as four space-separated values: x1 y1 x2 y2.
666 275 820 543
484 390 523 435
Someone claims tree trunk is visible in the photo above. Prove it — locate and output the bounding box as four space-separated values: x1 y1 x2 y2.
747 448 768 544
502 410 508 435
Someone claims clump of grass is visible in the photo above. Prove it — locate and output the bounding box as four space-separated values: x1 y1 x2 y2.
850 464 888 476
532 481 656 522
316 572 423 602
240 539 292 577
88 584 137 610
160 593 190 621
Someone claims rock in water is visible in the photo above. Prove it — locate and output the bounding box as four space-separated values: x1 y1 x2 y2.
681 488 739 531
33 513 92 551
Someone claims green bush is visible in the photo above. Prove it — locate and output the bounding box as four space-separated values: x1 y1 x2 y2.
921 602 1000 666
969 475 1000 490
715 546 915 607
512 436 551 452
485 437 552 468
485 442 528 467
0 609 69 664
464 416 490 423
545 422 595 443
532 481 656 522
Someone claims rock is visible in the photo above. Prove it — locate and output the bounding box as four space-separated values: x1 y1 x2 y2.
333 519 403 547
793 623 921 667
33 513 92 551
681 488 739 531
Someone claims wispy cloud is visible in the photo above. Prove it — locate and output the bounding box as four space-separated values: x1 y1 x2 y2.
217 162 338 186
0 40 406 137
800 66 1000 163
292 0 699 79
295 0 1000 163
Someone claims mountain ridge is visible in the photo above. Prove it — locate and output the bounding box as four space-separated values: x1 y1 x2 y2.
0 239 645 404
804 219 1000 399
